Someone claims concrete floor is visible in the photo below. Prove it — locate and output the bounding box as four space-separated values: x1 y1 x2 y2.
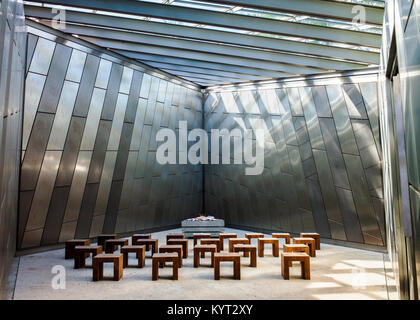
11 228 397 300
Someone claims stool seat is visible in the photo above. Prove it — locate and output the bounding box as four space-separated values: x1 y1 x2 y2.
194 244 217 267
214 253 241 280
233 244 257 267
133 239 158 256
200 238 221 252
272 233 291 244
167 239 188 258
228 238 250 257
281 252 310 280
121 245 146 268
65 239 90 259
97 234 118 248
152 253 179 280
293 237 316 257
258 238 280 257
92 253 123 281
105 239 129 253
219 233 237 251
73 245 102 269
300 233 321 250
193 233 211 246
159 245 183 267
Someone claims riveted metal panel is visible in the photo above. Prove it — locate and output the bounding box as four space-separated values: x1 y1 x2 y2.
55 116 85 187
79 88 106 151
47 81 79 150
28 37 55 75
326 84 359 155
72 54 100 117
22 72 46 150
37 43 72 114
65 49 87 83
20 112 54 191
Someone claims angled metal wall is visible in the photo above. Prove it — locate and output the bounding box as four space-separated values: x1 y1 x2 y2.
0 0 25 296
203 74 385 247
18 24 203 250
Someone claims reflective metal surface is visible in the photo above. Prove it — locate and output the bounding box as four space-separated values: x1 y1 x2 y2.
18 26 202 250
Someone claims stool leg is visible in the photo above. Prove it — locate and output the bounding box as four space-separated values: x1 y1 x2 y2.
220 239 224 251
214 260 220 280
123 252 128 268
99 262 104 280
258 242 264 257
283 260 289 280
234 260 240 280
251 250 257 267
173 259 178 280
201 251 205 258
93 259 98 281
194 250 199 268
274 243 279 257
152 259 158 281
74 253 80 269
211 251 214 267
304 260 310 280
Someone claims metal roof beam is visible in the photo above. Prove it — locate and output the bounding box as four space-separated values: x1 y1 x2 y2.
191 0 384 25
78 36 318 75
53 23 366 71
26 0 382 47
24 5 379 64
116 51 292 78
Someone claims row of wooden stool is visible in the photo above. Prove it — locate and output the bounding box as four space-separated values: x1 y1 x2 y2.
65 231 321 281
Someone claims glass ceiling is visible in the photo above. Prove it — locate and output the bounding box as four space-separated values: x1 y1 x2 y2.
23 0 385 86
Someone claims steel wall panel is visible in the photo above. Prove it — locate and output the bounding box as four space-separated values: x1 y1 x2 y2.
107 93 128 150
72 54 100 117
101 63 123 120
87 120 112 184
343 84 368 119
22 72 46 150
326 85 359 155
20 112 54 191
55 116 85 187
124 71 143 123
28 37 55 75
95 59 112 89
37 43 72 114
65 49 87 83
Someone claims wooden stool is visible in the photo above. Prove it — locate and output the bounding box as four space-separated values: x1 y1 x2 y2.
121 245 146 268
281 252 310 280
194 244 217 267
92 253 123 281
97 234 118 249
74 245 102 268
272 233 291 244
233 244 257 267
214 253 241 280
159 245 183 267
293 237 316 257
167 239 188 258
166 233 185 241
65 239 90 259
258 238 279 257
219 233 237 251
133 239 158 257
105 239 128 253
283 244 310 267
152 253 179 280
228 238 250 257
300 233 321 250
193 233 211 246
132 234 151 249
200 238 221 253
244 233 264 245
